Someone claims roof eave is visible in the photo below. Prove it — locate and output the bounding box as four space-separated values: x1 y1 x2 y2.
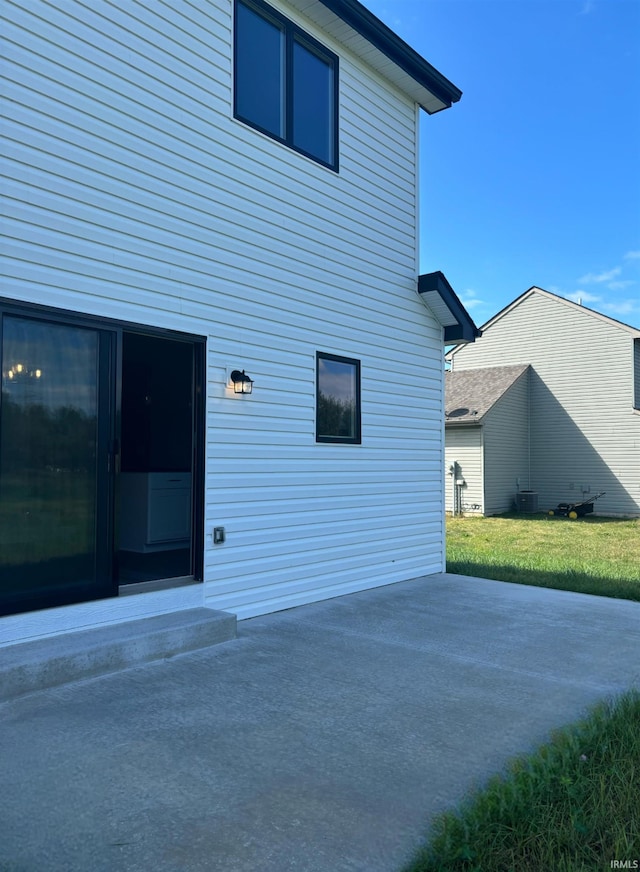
452 287 640 350
444 418 484 427
301 0 462 112
418 271 482 343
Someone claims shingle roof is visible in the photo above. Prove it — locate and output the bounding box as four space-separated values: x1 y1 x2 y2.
445 365 529 424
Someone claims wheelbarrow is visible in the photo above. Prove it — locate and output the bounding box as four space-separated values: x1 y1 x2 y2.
548 492 605 519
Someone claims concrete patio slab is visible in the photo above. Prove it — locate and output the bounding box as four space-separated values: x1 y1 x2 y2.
1 573 639 872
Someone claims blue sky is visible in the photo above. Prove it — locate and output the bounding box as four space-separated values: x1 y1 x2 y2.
361 0 640 329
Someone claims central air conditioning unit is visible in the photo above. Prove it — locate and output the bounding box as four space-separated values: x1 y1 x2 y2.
516 490 538 513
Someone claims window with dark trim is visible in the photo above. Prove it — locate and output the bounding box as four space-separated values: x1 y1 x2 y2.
234 0 339 170
634 339 640 410
316 352 361 443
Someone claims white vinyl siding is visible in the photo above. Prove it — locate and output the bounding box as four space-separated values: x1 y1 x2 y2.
450 292 640 517
444 427 483 514
1 0 444 632
634 340 640 410
482 369 530 514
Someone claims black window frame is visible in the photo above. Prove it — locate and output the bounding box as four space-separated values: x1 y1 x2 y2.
0 295 207 620
316 352 361 444
234 0 339 171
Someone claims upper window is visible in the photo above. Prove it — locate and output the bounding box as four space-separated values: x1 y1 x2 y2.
634 339 640 410
316 353 361 444
234 0 339 170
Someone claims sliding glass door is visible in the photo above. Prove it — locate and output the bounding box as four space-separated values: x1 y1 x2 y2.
0 313 115 616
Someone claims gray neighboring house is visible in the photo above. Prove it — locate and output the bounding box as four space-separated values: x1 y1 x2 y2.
447 287 640 518
445 365 530 515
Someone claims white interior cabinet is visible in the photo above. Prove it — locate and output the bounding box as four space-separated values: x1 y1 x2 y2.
119 472 191 552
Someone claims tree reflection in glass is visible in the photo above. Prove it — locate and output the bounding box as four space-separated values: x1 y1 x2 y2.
316 354 360 443
0 317 99 595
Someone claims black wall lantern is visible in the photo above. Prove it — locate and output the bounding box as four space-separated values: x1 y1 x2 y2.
230 369 254 394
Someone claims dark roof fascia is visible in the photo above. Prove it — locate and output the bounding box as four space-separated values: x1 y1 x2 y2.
318 0 462 110
418 271 482 343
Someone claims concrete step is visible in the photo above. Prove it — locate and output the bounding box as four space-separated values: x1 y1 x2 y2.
0 607 237 701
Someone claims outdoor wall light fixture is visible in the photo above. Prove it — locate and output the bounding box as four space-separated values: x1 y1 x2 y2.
230 369 254 394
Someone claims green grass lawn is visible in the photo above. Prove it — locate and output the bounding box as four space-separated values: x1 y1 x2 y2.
446 513 640 601
403 691 640 872
402 515 640 871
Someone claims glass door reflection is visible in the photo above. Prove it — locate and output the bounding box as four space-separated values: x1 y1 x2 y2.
0 315 113 615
